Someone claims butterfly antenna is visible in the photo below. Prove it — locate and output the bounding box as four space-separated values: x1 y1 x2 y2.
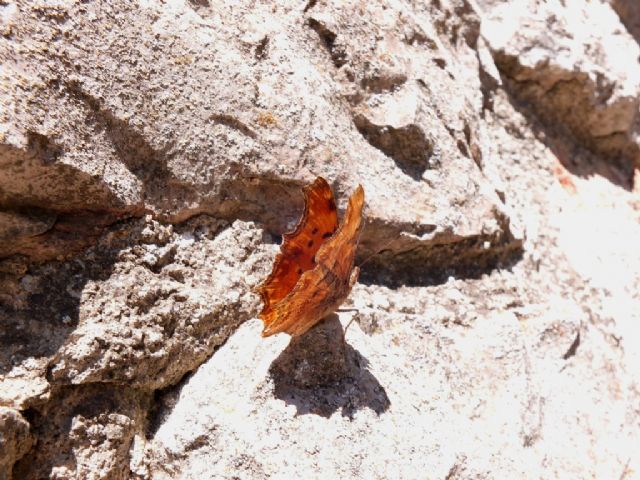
356 237 396 268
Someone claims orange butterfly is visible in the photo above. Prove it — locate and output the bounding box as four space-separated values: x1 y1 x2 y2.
258 177 365 337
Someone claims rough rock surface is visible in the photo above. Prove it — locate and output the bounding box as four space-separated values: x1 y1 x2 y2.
481 0 640 185
0 0 639 479
0 407 33 479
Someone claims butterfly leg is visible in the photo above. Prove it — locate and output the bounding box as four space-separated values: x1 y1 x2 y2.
343 311 360 335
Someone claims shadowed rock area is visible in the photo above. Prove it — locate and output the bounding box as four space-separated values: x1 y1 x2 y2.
1 0 639 478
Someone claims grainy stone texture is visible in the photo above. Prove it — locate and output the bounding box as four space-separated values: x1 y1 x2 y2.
481 0 640 185
268 314 348 388
1 0 639 479
13 385 149 480
0 407 33 479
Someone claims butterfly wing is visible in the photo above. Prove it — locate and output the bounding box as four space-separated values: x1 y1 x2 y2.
261 184 365 337
258 177 339 324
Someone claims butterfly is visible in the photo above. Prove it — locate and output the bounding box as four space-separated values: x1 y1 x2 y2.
258 177 365 337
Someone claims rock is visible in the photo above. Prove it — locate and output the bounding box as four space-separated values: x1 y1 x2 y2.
0 0 638 478
1 0 521 276
0 210 56 244
480 0 640 184
269 314 348 388
12 385 147 480
0 210 131 263
609 0 640 43
139 282 637 479
138 318 392 478
304 0 523 283
0 407 33 480
42 216 264 391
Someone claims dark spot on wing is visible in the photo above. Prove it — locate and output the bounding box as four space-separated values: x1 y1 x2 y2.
328 199 337 211
311 227 318 234
297 268 302 274
322 231 334 239
307 239 314 247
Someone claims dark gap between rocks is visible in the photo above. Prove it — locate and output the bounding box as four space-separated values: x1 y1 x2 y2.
358 235 524 288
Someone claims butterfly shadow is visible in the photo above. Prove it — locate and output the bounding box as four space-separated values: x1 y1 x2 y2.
268 315 390 419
